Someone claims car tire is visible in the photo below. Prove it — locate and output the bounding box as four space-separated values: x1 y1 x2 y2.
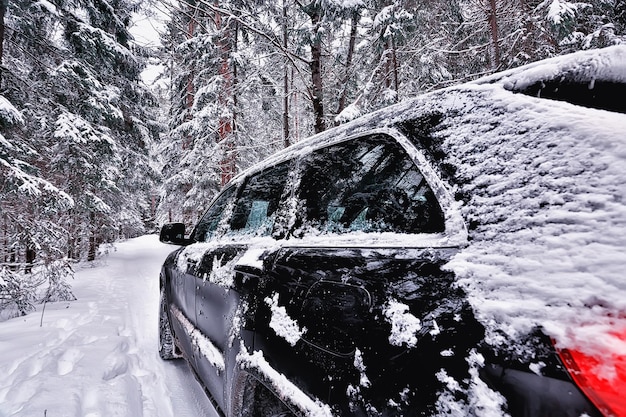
159 289 180 360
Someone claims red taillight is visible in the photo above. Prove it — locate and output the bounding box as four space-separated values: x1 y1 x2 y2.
556 330 626 417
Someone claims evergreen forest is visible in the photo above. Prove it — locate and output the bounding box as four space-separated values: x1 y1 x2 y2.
1 0 624 318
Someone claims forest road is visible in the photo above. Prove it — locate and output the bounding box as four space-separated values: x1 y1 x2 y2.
0 235 218 417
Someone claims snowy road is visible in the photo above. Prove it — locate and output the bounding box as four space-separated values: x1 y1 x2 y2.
0 235 218 417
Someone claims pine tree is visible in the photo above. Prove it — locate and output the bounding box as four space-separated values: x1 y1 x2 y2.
157 0 290 225
0 0 159 317
538 0 626 51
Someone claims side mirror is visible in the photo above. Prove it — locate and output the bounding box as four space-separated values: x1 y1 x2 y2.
159 223 190 245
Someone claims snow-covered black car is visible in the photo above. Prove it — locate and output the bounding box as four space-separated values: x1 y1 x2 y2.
158 46 626 417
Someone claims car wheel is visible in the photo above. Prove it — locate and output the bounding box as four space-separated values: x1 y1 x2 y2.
159 289 180 360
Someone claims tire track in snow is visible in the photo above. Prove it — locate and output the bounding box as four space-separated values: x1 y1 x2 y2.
165 360 220 416
0 235 217 417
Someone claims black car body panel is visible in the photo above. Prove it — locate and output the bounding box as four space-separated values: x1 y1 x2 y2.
158 46 626 417
254 247 484 416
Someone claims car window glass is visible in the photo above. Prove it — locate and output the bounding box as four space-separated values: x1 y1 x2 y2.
230 161 290 236
296 134 445 235
192 185 237 242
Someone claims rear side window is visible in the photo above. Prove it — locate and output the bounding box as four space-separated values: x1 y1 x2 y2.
193 185 237 242
230 161 291 236
296 134 445 235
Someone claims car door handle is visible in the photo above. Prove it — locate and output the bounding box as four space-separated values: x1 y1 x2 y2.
233 264 262 276
186 258 198 271
233 264 262 292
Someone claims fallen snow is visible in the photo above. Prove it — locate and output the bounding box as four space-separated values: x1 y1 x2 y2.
353 348 371 388
236 346 334 417
476 42 626 87
545 0 577 26
383 299 422 348
171 304 225 372
0 235 218 417
434 351 509 417
0 96 24 125
265 293 307 346
335 102 362 124
436 85 626 359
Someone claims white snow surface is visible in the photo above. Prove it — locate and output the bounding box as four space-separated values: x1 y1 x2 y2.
383 299 422 348
236 347 334 417
0 96 24 125
544 0 578 25
438 86 626 356
477 43 626 88
171 305 225 372
434 351 509 417
0 236 218 417
265 293 307 346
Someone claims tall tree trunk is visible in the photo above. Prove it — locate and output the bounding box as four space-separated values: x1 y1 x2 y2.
487 0 501 69
282 0 290 148
87 212 97 262
183 17 196 151
391 38 400 103
68 237 75 260
307 7 326 134
336 10 360 119
24 246 35 274
215 7 236 186
8 246 16 271
0 0 6 87
232 22 239 165
2 213 7 263
385 37 399 102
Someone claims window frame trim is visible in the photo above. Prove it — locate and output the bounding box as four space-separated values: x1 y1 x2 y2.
190 183 240 243
190 128 468 249
282 128 467 247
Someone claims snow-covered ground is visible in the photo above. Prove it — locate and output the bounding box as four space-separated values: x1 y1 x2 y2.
0 235 218 417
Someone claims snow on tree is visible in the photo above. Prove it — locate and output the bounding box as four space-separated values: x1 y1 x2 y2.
0 0 159 318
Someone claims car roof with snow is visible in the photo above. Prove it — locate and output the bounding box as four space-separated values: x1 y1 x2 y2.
232 45 626 356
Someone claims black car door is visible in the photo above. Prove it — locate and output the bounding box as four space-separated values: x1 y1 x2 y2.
188 160 293 411
173 184 238 405
163 185 237 367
